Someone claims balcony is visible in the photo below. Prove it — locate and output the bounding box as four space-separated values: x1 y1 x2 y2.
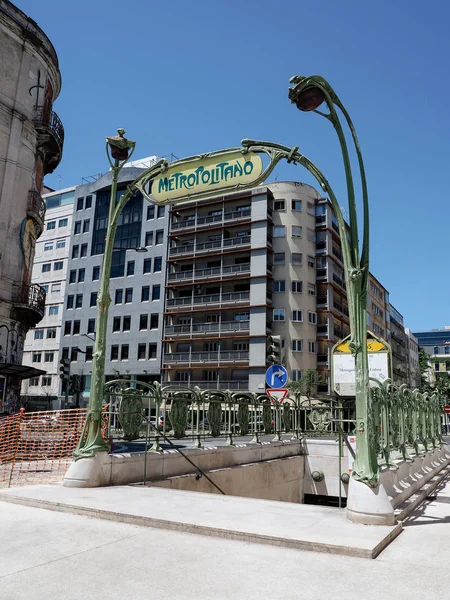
164 320 250 337
316 268 327 281
317 324 328 337
317 353 329 365
166 291 250 310
332 273 346 289
315 215 326 226
11 283 46 327
171 209 251 231
332 247 343 262
27 191 46 238
167 263 251 282
33 107 64 174
332 220 340 234
317 296 328 308
165 380 249 390
316 242 327 255
164 350 249 364
169 236 251 257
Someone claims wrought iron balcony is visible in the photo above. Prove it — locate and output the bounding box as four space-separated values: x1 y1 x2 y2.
33 107 64 174
164 350 249 364
12 283 46 327
27 191 46 238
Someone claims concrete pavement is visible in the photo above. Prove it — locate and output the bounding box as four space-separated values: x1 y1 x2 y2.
0 478 449 600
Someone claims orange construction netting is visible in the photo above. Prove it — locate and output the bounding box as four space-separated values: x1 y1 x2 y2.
0 408 109 488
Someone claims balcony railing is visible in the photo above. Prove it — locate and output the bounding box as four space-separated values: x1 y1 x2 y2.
166 291 250 308
317 325 328 336
171 209 251 230
33 107 64 174
164 350 249 364
167 263 250 282
332 273 346 289
317 353 329 364
316 268 327 280
169 236 251 256
165 320 250 336
27 191 46 221
315 215 326 225
332 247 343 262
165 380 249 390
12 283 46 326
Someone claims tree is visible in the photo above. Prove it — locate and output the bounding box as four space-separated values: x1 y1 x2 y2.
418 349 431 392
287 370 325 408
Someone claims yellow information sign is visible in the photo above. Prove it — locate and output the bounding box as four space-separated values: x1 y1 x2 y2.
335 340 387 354
152 151 263 203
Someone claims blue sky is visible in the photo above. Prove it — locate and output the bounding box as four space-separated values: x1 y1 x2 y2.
18 0 448 331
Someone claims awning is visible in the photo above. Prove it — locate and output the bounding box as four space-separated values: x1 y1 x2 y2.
0 363 46 380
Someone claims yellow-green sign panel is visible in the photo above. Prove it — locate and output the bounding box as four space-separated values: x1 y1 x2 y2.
152 151 263 203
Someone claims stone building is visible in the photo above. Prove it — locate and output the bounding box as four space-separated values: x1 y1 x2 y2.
0 1 63 412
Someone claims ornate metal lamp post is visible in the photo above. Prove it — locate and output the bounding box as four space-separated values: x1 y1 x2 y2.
288 75 379 487
73 129 136 458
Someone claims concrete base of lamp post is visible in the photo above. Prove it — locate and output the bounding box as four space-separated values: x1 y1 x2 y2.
346 476 396 526
63 452 111 488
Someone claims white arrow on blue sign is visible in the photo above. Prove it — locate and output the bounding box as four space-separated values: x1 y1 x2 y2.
265 365 288 389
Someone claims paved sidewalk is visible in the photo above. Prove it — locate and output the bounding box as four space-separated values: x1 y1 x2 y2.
0 479 449 600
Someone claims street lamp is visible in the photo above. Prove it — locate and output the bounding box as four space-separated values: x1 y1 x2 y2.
288 75 377 487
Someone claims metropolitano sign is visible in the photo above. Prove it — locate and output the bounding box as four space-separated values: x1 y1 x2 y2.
152 150 263 203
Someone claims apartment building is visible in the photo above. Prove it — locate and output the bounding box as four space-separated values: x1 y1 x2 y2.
388 304 408 386
163 181 320 392
414 327 450 385
58 165 169 404
405 328 420 389
21 188 75 409
367 275 389 340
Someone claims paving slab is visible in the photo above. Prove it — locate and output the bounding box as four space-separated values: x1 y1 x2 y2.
0 483 401 558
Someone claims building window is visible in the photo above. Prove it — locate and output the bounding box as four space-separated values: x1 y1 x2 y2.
49 305 59 315
44 352 54 362
292 310 303 322
307 256 315 268
125 288 133 303
115 289 123 304
56 239 66 249
292 253 302 265
273 309 285 321
67 295 74 309
34 329 44 340
72 245 79 259
141 286 150 302
148 343 157 359
273 280 285 292
78 269 85 283
273 226 286 238
274 200 285 211
307 202 315 216
122 316 131 331
42 376 52 387
75 294 83 308
150 314 159 329
139 314 148 330
138 344 146 359
82 219 89 233
88 292 96 307
73 320 80 335
69 270 76 284
143 258 151 273
154 257 162 272
87 319 96 334
292 339 303 352
71 348 78 361
111 345 119 360
157 205 165 218
47 221 56 231
58 218 68 228
80 243 88 258
112 317 121 332
121 345 129 360
292 226 302 238
307 228 315 242
44 242 53 251
77 197 84 211
147 205 155 220
47 329 56 339
292 200 302 211
274 253 285 264
152 285 161 300
64 321 71 336
85 195 92 209
32 352 41 363
62 347 69 360
309 341 317 353
86 346 93 361
42 263 51 273
126 261 135 276
29 377 39 386
41 285 49 293
434 346 439 354
155 230 164 245
308 311 317 324
292 370 302 381
74 221 82 234
292 280 302 293
446 347 450 355
92 266 100 280
54 261 63 271
145 231 153 246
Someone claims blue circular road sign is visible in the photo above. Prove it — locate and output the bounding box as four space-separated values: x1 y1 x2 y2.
265 365 288 389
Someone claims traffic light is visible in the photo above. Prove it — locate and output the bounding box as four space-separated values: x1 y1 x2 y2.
266 335 282 365
59 359 70 382
68 374 82 395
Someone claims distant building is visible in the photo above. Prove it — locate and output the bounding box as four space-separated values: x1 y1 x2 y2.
405 328 420 389
387 304 408 386
0 0 63 412
414 327 450 386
